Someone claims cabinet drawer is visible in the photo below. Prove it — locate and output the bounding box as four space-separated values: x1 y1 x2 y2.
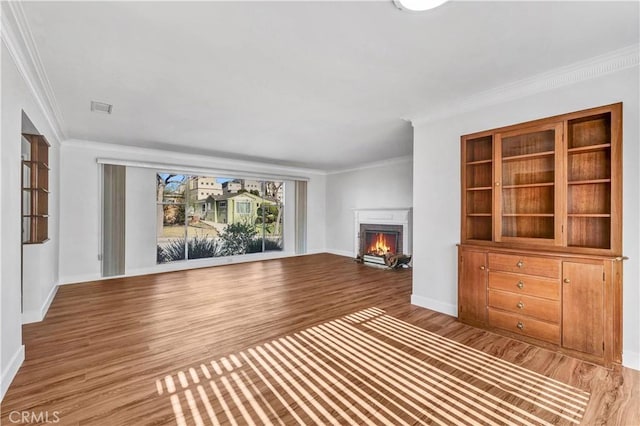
488 290 560 323
488 253 560 279
489 271 560 300
488 309 560 344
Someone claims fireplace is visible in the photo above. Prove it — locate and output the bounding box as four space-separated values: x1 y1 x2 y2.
359 224 403 265
354 208 412 267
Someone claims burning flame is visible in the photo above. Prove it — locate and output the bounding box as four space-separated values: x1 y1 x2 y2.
369 233 393 256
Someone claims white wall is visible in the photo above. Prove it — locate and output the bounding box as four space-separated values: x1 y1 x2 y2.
325 158 413 256
1 43 60 399
412 66 640 369
59 140 328 283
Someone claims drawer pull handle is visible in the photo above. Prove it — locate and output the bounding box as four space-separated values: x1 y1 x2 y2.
516 302 524 309
516 322 525 330
516 281 524 289
563 278 571 284
480 265 486 270
516 260 524 268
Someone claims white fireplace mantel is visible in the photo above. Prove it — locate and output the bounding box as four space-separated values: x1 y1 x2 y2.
353 208 412 257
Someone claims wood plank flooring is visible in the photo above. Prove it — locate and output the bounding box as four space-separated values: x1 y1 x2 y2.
1 254 638 425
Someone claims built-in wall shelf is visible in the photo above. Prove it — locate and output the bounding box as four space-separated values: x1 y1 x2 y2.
22 133 50 244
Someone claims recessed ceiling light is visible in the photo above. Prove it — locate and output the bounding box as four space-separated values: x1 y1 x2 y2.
393 0 449 12
90 101 113 114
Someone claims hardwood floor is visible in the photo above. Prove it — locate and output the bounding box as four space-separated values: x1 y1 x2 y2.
1 254 638 425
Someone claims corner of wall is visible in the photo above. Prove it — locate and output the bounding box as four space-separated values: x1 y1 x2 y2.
0 345 25 401
21 282 58 324
325 249 354 258
410 294 458 317
623 350 640 371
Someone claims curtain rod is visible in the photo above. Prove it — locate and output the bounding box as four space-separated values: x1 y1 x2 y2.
96 158 310 182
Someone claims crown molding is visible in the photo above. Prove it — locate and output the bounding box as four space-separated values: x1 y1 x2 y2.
410 44 640 126
1 2 66 144
61 138 328 177
327 155 412 175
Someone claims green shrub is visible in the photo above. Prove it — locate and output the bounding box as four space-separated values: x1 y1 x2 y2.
256 204 279 224
161 239 186 262
264 238 283 251
157 245 167 263
219 222 258 255
188 236 222 259
246 238 263 253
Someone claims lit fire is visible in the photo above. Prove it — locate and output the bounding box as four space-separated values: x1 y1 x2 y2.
367 233 395 256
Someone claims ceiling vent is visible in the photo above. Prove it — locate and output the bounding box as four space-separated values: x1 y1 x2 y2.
90 101 113 114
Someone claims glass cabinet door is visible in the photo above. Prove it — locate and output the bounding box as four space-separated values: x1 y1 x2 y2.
494 123 563 245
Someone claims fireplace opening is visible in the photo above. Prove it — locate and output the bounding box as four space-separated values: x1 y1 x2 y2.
359 224 403 265
364 231 399 257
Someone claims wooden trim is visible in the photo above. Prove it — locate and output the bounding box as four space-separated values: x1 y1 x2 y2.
460 136 467 243
610 103 623 255
459 243 623 261
493 133 502 242
461 102 623 139
554 122 565 247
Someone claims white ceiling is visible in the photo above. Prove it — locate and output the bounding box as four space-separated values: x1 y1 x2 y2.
22 1 639 170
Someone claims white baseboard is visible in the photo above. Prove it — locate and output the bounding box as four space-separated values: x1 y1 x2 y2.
59 273 102 286
304 249 327 255
623 350 640 371
22 283 58 324
325 249 355 258
60 251 331 285
411 294 458 317
1 345 25 401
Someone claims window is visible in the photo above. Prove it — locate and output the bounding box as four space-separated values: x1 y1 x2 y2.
157 174 284 263
236 201 251 215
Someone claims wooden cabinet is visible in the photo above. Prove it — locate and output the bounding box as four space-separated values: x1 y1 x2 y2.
495 122 563 245
461 103 622 256
458 103 623 366
22 133 50 244
459 245 622 366
562 261 605 357
457 247 487 326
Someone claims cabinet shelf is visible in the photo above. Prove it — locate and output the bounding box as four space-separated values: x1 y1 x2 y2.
466 186 492 191
568 214 611 218
502 182 554 189
567 143 611 154
22 160 50 169
501 150 555 162
23 239 50 245
567 179 611 185
466 159 492 165
467 213 491 217
22 187 50 193
502 213 554 217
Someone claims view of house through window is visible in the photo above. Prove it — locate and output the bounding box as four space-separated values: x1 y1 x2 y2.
156 174 284 263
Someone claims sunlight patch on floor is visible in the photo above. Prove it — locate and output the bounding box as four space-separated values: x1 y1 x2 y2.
155 308 590 425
